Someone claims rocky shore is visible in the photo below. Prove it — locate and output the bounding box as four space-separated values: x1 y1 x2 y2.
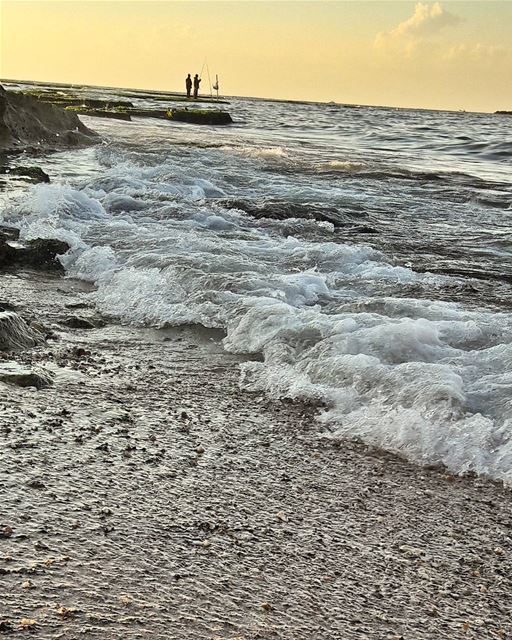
0 85 97 152
0 85 511 639
1 253 512 639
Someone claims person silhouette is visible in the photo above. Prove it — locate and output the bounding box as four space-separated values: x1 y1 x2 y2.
193 74 201 99
185 74 192 99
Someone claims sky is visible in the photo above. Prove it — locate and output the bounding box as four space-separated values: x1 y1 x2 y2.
1 0 511 112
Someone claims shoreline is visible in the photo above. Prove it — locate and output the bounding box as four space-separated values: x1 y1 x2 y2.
1 270 511 638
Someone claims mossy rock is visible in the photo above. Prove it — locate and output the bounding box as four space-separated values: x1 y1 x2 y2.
0 165 50 183
65 106 131 121
123 108 169 119
21 91 133 110
167 109 233 125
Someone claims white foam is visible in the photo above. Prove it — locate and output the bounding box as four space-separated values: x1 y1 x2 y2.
3 144 512 484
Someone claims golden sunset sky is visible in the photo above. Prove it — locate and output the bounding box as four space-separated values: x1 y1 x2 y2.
1 0 511 112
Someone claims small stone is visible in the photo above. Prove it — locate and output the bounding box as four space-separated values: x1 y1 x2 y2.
0 525 13 538
118 594 133 606
196 445 205 455
261 602 273 611
22 580 33 589
56 606 77 619
19 618 37 629
276 511 288 522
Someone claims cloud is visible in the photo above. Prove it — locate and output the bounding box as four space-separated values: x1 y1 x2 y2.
375 2 461 54
443 43 508 63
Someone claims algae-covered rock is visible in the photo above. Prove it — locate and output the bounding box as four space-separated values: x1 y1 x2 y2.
167 109 233 125
0 165 50 183
65 106 132 121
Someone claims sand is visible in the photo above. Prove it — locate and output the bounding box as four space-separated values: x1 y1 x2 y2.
1 270 511 639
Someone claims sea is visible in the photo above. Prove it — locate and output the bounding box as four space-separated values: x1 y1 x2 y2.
2 81 512 482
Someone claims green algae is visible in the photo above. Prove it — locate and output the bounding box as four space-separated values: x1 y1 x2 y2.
167 109 233 125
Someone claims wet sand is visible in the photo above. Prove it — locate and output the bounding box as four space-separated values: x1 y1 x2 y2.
1 271 511 639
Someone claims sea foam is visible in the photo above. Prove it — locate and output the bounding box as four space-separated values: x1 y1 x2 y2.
2 139 512 484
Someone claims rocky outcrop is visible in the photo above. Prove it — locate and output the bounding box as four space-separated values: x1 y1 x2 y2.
0 85 98 151
64 107 132 121
168 109 233 125
0 165 50 183
0 311 42 351
0 235 70 272
217 198 378 232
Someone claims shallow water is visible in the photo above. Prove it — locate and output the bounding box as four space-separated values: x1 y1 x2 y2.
1 81 512 482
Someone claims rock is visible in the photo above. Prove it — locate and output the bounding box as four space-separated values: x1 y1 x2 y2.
0 84 98 151
16 239 70 272
64 106 132 121
0 237 17 267
218 198 343 226
0 225 20 241
0 166 50 183
0 312 42 350
0 525 13 538
0 362 53 389
167 109 233 125
124 108 169 119
60 316 102 329
0 302 16 312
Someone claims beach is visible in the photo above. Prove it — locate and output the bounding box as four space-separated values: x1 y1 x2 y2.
1 271 512 639
1 82 512 637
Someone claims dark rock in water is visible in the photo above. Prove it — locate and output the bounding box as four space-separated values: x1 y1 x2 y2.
0 362 53 389
60 316 103 329
0 85 98 151
0 225 20 241
17 238 70 272
65 107 132 121
495 111 512 115
218 198 343 226
125 108 169 119
0 237 70 272
350 225 379 234
0 165 50 183
0 237 17 267
0 301 16 312
168 109 233 125
0 311 42 350
24 92 134 110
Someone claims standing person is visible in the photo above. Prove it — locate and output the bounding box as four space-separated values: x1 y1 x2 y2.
193 74 201 99
185 74 192 98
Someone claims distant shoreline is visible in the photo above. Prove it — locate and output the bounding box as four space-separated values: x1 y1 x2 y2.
0 76 499 116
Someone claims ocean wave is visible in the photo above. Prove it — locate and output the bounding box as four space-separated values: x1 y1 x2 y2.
3 160 512 483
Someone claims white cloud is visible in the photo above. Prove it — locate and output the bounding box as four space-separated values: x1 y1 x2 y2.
375 2 461 54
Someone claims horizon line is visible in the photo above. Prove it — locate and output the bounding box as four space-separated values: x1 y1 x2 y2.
0 76 494 115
